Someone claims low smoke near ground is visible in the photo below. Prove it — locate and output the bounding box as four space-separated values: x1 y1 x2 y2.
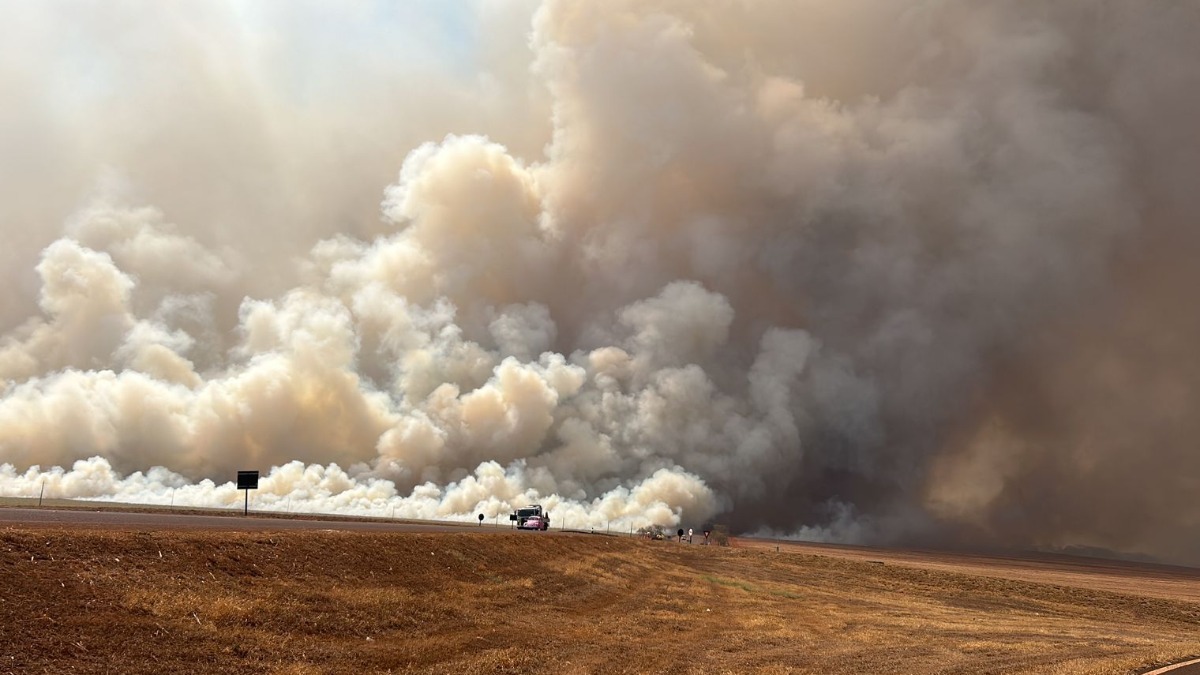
2 1 1199 561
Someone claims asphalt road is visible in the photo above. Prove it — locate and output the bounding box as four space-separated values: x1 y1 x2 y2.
0 506 509 534
1144 657 1200 675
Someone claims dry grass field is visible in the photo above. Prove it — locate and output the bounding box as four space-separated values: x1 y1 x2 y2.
3 524 1200 674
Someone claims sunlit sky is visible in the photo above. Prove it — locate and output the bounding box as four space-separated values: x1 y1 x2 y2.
27 1 486 108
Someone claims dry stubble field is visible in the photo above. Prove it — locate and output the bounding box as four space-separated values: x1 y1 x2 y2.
3 525 1200 674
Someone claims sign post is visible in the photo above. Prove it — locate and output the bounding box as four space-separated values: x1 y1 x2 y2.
237 471 259 516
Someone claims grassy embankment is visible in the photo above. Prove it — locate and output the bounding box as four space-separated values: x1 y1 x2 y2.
3 527 1200 674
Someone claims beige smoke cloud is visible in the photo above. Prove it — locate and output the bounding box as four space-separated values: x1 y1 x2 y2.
2 1 1200 557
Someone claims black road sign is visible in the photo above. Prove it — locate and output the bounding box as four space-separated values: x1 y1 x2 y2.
237 470 259 516
237 471 260 490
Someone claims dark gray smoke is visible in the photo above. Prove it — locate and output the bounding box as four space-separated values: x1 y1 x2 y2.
2 1 1199 562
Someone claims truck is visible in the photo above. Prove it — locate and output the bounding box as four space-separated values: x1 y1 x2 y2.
510 504 550 530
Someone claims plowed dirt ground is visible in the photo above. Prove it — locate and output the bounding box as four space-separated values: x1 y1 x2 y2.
3 525 1200 674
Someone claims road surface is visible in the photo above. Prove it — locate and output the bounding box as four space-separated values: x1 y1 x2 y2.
1144 657 1200 675
0 506 510 534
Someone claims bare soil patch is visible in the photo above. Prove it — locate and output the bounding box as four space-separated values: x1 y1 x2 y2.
3 525 1199 674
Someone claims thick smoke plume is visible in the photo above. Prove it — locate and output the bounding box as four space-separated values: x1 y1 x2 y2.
2 1 1200 561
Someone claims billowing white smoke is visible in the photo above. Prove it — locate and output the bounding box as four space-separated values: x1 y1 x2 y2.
0 127 732 528
0 456 710 530
3 1 1200 558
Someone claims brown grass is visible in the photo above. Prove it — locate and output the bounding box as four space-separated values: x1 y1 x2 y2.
2 526 1199 674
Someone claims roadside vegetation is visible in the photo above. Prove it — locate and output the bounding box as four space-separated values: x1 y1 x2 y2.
3 527 1199 674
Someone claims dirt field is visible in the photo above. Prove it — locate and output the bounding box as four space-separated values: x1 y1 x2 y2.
3 525 1200 674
